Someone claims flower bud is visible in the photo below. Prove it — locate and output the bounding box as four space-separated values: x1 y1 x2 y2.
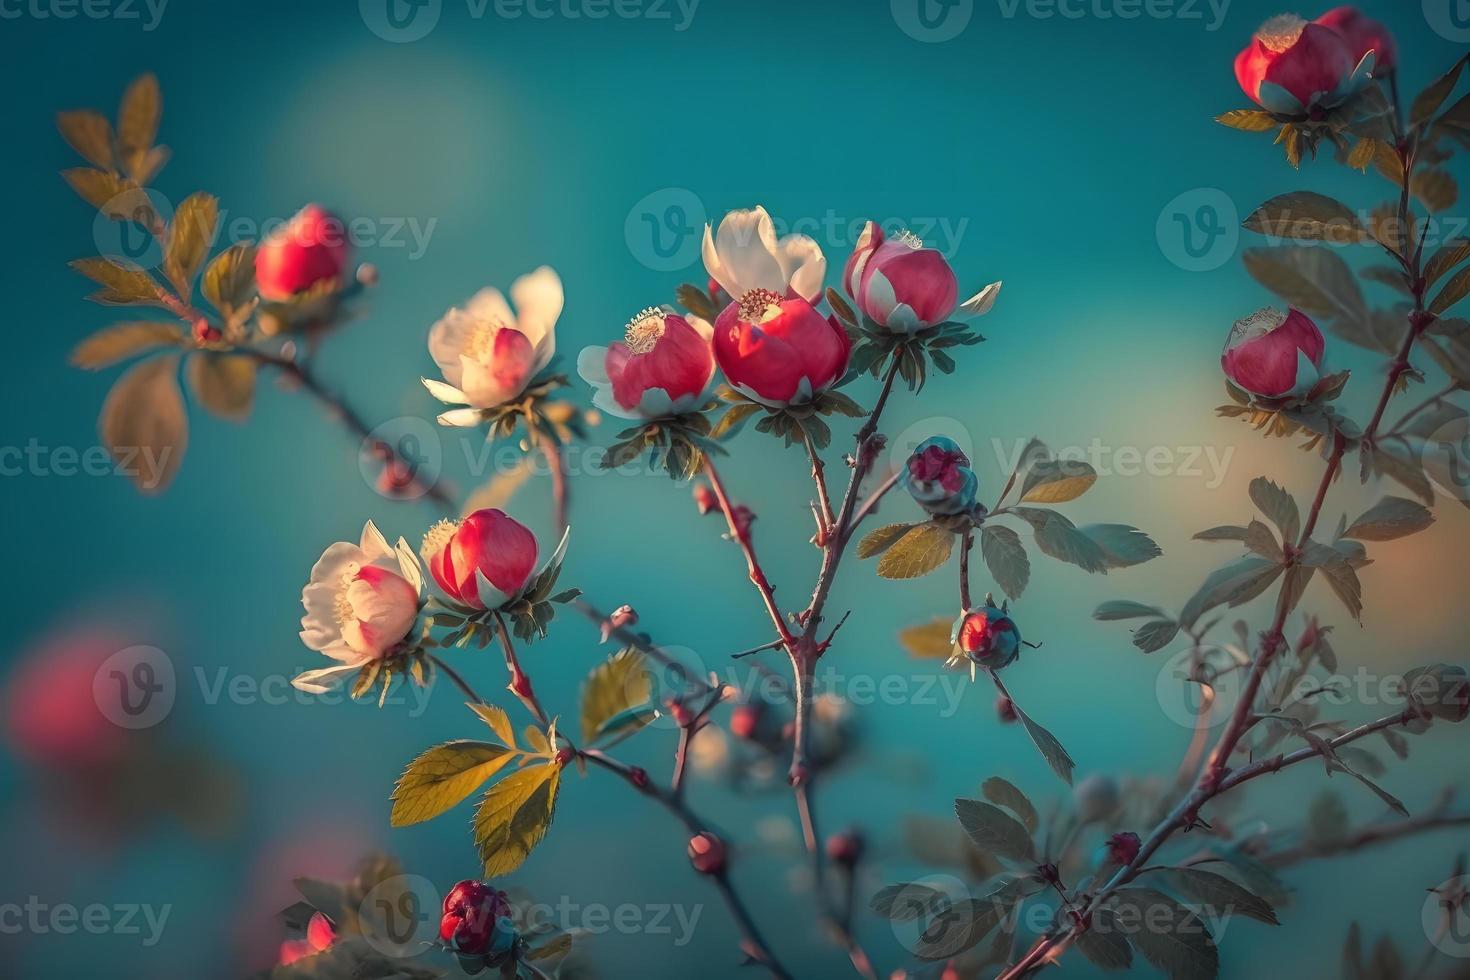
578 308 716 420
713 291 851 407
845 223 959 332
693 483 718 515
255 204 351 302
729 703 763 741
1106 831 1141 866
440 880 512 955
355 262 380 288
956 605 1022 670
995 695 1019 724
688 832 727 875
825 828 865 867
1233 14 1369 115
1073 774 1121 823
903 436 978 516
422 509 538 609
1221 307 1325 399
1315 6 1395 74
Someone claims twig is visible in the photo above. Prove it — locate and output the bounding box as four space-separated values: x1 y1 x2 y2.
801 425 837 536
702 457 794 648
958 530 974 611
491 611 549 727
538 437 570 535
569 599 717 696
429 654 486 705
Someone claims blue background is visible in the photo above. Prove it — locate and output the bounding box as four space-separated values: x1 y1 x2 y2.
2 0 1468 976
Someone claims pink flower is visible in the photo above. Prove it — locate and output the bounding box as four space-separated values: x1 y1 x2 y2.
1221 307 1326 399
702 206 825 304
423 267 562 418
844 222 1001 333
955 605 1021 670
4 628 128 769
421 508 543 609
1106 831 1142 866
713 290 851 407
255 204 351 302
294 522 423 694
577 307 716 419
1233 14 1372 115
1315 6 1396 74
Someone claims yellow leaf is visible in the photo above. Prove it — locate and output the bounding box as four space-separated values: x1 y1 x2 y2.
469 702 517 748
117 73 161 179
100 354 187 494
57 110 114 170
522 726 551 756
202 243 257 312
164 192 219 296
474 763 562 877
580 648 651 743
877 523 956 579
70 321 182 370
1020 459 1099 503
857 522 918 559
61 168 131 212
70 257 164 307
186 353 256 421
899 618 954 659
390 740 516 828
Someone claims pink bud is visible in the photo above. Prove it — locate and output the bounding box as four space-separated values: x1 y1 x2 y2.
1107 831 1142 866
440 880 511 954
255 204 351 302
422 509 538 609
693 484 718 515
306 912 336 952
713 291 851 407
825 828 865 866
1222 308 1326 399
958 606 1021 670
688 832 727 874
582 309 716 419
1233 15 1360 115
1315 6 1396 74
729 703 762 740
845 223 959 332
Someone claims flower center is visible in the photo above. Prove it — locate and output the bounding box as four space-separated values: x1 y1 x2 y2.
333 562 364 626
738 288 783 324
1256 14 1306 53
624 307 666 355
464 318 509 362
895 229 924 250
421 519 458 561
1234 306 1288 339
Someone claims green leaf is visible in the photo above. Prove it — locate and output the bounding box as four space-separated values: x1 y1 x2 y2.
1012 507 1108 573
186 353 255 421
1093 600 1166 621
981 776 1038 833
1179 557 1283 628
469 702 518 747
1242 246 1364 323
1249 477 1300 543
57 109 115 169
473 762 562 877
1133 620 1181 654
877 523 956 579
870 882 950 921
99 354 187 494
580 648 651 743
899 618 954 659
1342 496 1434 541
1194 525 1249 542
1084 523 1162 569
1165 868 1279 925
1411 55 1467 130
70 257 164 307
1013 701 1075 784
1020 458 1098 503
818 390 866 418
1243 519 1284 562
954 799 1035 862
1109 888 1219 980
390 740 516 827
857 522 918 559
913 877 1040 961
710 401 761 439
1243 191 1365 244
164 192 218 297
69 321 182 370
1075 908 1134 971
1301 540 1363 621
979 524 1030 600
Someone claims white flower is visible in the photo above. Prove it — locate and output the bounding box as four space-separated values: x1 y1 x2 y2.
293 521 423 694
701 206 825 305
422 266 563 420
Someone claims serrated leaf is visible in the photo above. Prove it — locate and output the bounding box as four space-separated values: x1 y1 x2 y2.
57 110 114 169
1109 888 1219 980
1012 507 1108 573
1431 264 1470 316
1426 239 1470 288
1020 458 1097 503
981 777 1038 833
1179 557 1283 628
899 618 954 659
202 243 257 312
1301 540 1363 620
1243 191 1365 244
1094 600 1166 621
164 192 218 297
877 523 956 579
390 741 516 827
580 648 651 743
1249 477 1300 543
1243 519 1283 562
117 73 161 179
954 799 1034 862
1134 620 1181 654
1084 523 1162 569
1216 109 1277 132
858 522 918 559
1075 908 1134 970
473 762 561 877
1342 496 1434 541
1165 868 1279 925
470 703 517 748
913 878 1039 961
69 321 182 370
1242 246 1365 323
186 353 255 421
100 354 186 493
70 257 163 307
979 524 1030 600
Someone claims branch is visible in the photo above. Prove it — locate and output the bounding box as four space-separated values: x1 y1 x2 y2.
702 457 794 648
490 611 548 727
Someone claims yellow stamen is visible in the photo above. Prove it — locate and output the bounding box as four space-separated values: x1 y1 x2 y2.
421 519 458 560
624 307 667 355
738 288 783 324
464 318 509 362
895 229 925 249
1257 14 1306 53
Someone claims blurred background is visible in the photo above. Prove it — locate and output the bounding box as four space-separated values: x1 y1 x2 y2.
2 0 1469 976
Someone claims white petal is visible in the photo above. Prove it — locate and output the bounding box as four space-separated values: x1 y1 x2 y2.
590 384 638 420
437 408 486 427
776 234 827 302
511 266 563 354
885 303 923 332
533 524 571 594
957 281 1002 318
576 345 611 386
395 537 424 594
712 206 786 297
360 521 393 560
701 223 733 299
427 307 478 388
475 569 512 610
863 268 902 327
292 662 367 695
465 287 514 328
1255 81 1305 116
422 377 468 404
